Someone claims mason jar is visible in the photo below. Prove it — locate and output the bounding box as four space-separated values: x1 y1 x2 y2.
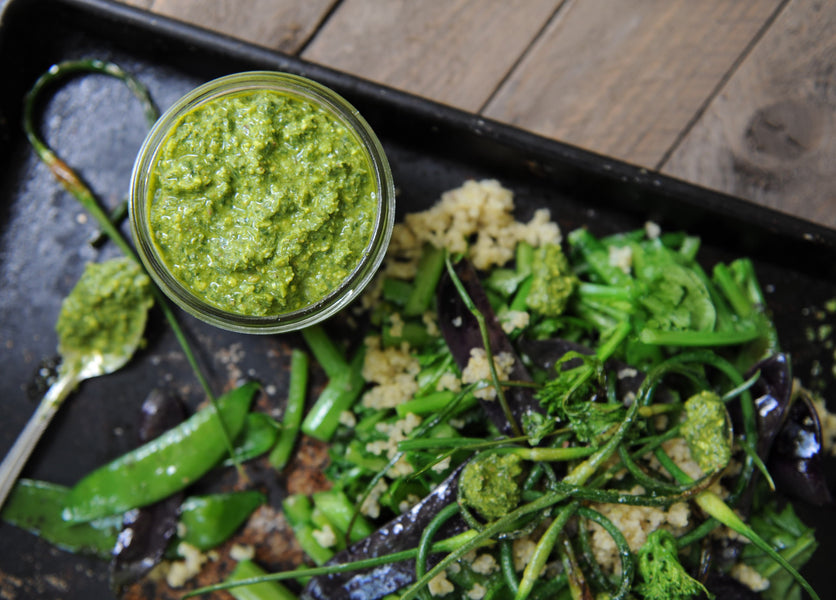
130 71 395 334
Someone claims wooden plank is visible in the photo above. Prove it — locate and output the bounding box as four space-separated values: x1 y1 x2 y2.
301 0 562 112
662 0 836 227
483 0 782 169
145 0 339 53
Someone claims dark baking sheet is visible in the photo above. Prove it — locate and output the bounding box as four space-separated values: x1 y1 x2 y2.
1 0 834 598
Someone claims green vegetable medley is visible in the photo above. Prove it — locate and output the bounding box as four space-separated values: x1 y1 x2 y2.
1 60 830 600
273 203 819 600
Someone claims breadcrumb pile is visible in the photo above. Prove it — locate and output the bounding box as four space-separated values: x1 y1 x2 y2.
361 336 420 410
384 178 561 279
461 348 516 400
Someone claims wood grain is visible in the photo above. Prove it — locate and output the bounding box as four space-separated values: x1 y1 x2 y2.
662 0 836 228
143 0 338 53
301 0 562 112
483 0 783 169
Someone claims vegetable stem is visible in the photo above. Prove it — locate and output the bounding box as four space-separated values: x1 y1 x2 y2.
269 349 309 469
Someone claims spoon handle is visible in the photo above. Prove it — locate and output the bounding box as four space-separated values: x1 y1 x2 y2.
0 373 78 510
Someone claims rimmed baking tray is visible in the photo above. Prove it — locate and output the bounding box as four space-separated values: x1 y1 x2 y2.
0 0 834 598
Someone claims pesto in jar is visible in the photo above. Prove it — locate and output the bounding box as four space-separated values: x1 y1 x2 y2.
147 89 376 316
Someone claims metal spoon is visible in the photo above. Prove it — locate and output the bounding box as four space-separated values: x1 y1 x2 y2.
0 258 153 509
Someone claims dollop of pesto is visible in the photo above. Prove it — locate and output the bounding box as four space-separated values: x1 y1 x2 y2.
56 258 153 358
681 390 732 474
460 452 523 520
148 89 376 316
525 243 578 317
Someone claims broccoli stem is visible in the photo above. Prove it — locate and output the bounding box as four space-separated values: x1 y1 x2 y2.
269 349 309 470
638 327 760 346
713 263 753 318
508 446 596 462
395 390 461 417
509 276 533 311
567 228 631 286
516 242 535 276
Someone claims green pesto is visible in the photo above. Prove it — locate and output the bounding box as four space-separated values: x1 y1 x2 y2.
526 243 578 317
148 89 376 316
460 452 523 520
55 258 153 358
681 390 732 474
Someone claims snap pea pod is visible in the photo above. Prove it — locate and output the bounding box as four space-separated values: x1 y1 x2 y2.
0 478 120 559
176 491 266 551
63 382 259 523
3 480 267 561
223 412 281 467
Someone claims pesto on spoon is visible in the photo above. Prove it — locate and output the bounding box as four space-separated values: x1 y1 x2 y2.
0 257 153 508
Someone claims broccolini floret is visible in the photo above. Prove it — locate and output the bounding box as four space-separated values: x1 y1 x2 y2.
636 529 711 600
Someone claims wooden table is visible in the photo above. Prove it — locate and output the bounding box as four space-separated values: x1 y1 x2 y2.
117 0 836 229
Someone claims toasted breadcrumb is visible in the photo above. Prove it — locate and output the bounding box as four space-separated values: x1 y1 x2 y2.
165 542 209 588
361 337 420 410
461 348 515 400
471 553 499 575
608 244 633 274
360 478 390 519
499 309 530 334
312 524 337 548
730 563 770 592
467 583 487 599
381 180 561 282
229 543 255 561
428 571 454 596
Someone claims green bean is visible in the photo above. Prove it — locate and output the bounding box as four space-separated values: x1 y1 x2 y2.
404 243 446 316
515 502 578 600
301 325 347 379
500 539 520 595
576 517 614 594
396 390 460 417
577 507 634 600
301 348 365 442
415 502 460 600
63 382 258 522
269 349 309 469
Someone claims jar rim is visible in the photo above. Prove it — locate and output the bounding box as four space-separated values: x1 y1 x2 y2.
129 71 395 334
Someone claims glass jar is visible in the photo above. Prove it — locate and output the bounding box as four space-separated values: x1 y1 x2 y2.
130 71 395 334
